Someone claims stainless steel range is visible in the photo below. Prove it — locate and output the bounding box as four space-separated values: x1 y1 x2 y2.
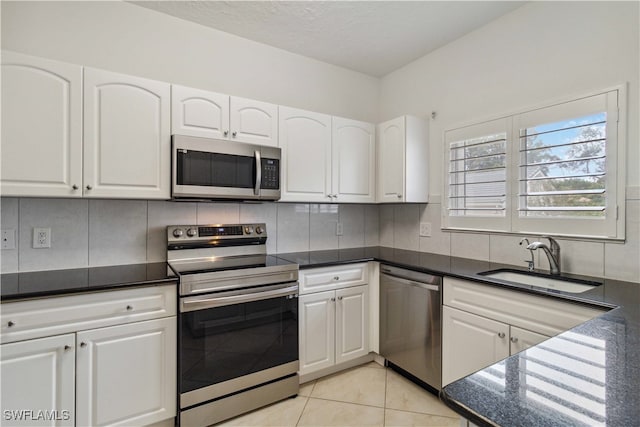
167 223 299 427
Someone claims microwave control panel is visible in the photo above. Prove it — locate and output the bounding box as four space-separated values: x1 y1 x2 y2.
261 158 280 189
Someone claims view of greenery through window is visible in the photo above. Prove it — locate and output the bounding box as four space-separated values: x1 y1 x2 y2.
448 113 607 219
521 113 606 218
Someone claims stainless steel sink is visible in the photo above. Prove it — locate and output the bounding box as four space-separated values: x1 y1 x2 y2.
480 270 601 294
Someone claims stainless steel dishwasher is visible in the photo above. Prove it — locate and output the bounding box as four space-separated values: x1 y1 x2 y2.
380 264 442 391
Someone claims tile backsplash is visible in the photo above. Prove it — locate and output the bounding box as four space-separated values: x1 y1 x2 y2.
2 195 638 283
0 198 379 273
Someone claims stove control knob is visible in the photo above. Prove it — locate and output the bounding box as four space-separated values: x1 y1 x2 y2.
244 226 254 235
187 228 198 237
255 226 264 234
172 229 184 238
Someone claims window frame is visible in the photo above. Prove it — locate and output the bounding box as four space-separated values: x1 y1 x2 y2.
442 85 626 241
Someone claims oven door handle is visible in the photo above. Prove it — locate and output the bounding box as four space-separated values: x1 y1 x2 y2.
180 284 298 312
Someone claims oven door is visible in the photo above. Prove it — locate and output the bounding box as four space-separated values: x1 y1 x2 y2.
179 282 299 409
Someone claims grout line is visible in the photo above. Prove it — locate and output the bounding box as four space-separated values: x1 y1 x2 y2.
295 394 311 427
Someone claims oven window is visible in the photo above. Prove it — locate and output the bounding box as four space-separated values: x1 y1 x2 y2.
176 150 256 188
180 294 298 393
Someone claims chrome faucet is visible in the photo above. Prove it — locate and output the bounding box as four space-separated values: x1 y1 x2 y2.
519 238 535 271
526 236 561 275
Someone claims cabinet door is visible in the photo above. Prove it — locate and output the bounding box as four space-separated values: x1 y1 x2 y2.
279 106 332 202
1 51 83 197
171 85 229 139
332 117 376 203
230 96 278 146
442 306 509 386
510 326 549 355
335 285 370 364
76 317 177 427
377 117 405 203
299 291 335 375
84 68 170 199
1 334 75 427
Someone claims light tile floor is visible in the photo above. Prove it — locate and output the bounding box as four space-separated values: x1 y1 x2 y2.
216 362 460 426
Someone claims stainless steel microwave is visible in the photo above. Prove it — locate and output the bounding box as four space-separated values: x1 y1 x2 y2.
171 135 281 201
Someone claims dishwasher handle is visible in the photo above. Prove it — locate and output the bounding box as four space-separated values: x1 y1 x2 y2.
381 273 440 292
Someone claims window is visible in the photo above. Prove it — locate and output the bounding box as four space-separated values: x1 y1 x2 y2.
444 88 625 239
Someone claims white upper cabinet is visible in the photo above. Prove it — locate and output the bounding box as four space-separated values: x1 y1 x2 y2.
279 106 333 202
230 96 278 146
171 85 230 140
171 87 278 147
1 51 83 197
279 107 376 203
332 117 376 203
377 115 429 203
84 68 171 199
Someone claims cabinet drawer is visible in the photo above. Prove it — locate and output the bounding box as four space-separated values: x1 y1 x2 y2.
443 277 606 337
1 284 176 344
299 263 368 295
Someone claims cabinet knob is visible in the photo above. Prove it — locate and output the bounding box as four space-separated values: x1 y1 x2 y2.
126 305 133 311
86 185 92 190
333 276 340 281
232 131 237 137
7 321 15 327
72 184 79 190
497 332 506 339
224 130 229 137
80 342 87 348
510 337 519 343
331 297 336 302
64 345 72 351
338 296 343 300
397 194 403 199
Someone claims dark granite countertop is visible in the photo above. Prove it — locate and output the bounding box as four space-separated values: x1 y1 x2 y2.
0 263 177 301
276 246 640 426
2 247 638 425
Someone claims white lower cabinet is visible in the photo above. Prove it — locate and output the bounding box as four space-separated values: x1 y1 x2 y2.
442 277 606 386
0 334 76 427
442 306 509 387
442 306 550 386
0 285 177 427
299 284 369 376
76 317 177 427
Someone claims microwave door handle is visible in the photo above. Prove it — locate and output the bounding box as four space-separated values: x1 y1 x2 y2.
254 150 261 196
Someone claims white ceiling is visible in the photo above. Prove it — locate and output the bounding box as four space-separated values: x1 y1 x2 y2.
132 1 525 77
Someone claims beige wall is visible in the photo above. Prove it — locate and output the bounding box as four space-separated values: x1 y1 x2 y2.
377 2 639 282
1 1 379 122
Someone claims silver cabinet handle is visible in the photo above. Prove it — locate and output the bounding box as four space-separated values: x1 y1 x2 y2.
498 332 506 339
338 296 343 300
510 337 519 343
64 345 72 351
224 130 229 137
86 185 92 190
397 194 403 198
232 131 237 137
333 276 340 281
72 184 79 190
7 321 15 327
331 297 336 302
126 305 133 311
80 342 87 348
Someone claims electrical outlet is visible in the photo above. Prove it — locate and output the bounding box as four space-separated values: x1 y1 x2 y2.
2 229 16 250
33 227 51 249
336 222 344 236
419 222 432 237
